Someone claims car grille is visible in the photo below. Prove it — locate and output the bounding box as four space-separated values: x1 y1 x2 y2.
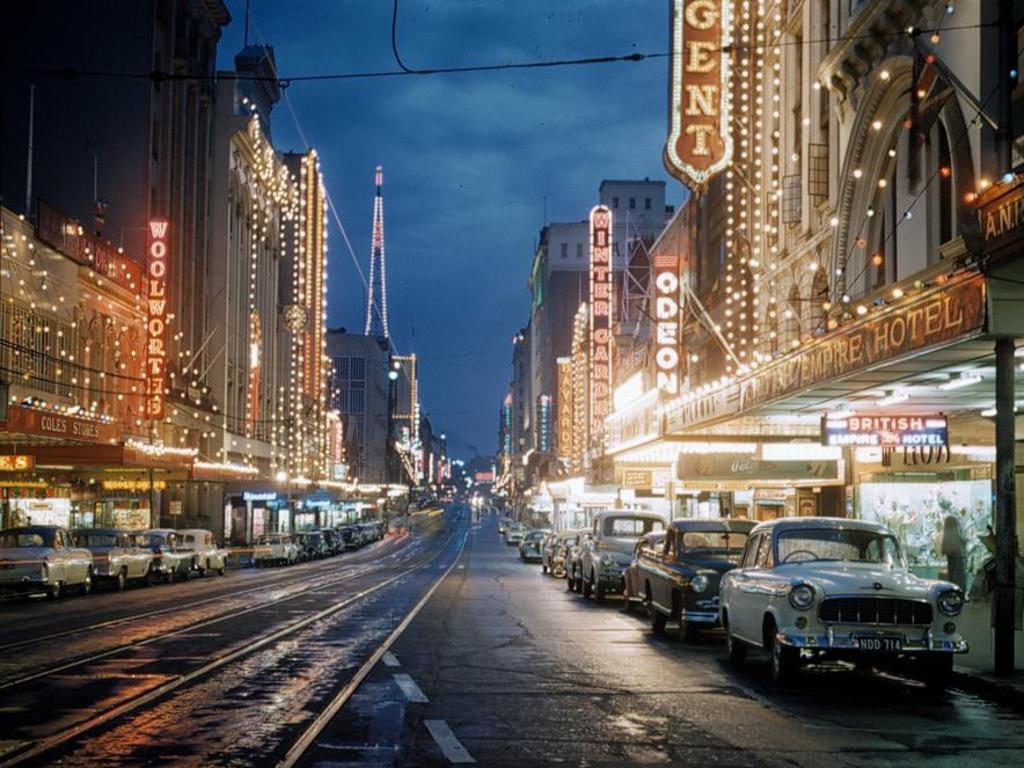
819 597 933 626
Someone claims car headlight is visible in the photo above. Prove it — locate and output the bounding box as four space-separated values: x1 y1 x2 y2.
691 574 710 593
788 584 816 610
938 589 964 616
600 554 616 566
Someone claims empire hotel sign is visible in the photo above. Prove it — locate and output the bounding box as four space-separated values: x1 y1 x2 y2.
664 0 732 188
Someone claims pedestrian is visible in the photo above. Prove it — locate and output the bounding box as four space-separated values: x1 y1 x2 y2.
941 514 966 589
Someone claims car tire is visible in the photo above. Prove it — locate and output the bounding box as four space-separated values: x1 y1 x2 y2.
47 581 62 601
217 565 226 576
80 569 93 596
651 608 667 634
921 655 953 691
582 573 592 599
679 621 699 643
724 613 747 666
542 563 548 574
116 567 127 591
768 621 798 684
566 572 575 592
595 579 606 603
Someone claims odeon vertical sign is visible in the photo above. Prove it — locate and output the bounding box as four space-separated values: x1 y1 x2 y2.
664 0 733 188
589 205 612 446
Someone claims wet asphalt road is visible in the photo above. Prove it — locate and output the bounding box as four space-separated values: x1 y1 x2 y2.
0 511 465 767
302 513 1024 768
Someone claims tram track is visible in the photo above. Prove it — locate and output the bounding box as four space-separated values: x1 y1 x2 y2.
0 532 413 656
0 523 467 768
0 532 424 690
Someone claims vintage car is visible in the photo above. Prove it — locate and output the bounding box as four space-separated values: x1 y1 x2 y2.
72 527 154 589
519 529 548 562
178 528 227 576
719 517 968 687
296 531 329 559
140 529 195 582
254 533 300 566
0 525 94 599
498 517 512 535
542 529 581 577
578 511 667 601
505 523 527 546
318 528 342 555
638 519 755 639
623 530 666 610
566 533 593 593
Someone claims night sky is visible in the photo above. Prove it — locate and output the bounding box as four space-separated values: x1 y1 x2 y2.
217 1 684 458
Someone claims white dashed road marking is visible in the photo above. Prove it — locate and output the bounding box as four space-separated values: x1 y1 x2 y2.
393 673 429 703
382 651 400 667
424 719 476 764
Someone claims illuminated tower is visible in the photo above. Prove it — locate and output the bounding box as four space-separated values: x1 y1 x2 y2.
364 165 390 338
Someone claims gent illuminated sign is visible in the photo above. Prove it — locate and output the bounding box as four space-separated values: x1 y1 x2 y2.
589 205 613 443
145 219 169 421
822 415 949 447
665 0 732 188
654 250 681 396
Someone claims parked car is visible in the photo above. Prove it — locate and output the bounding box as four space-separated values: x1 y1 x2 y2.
578 511 667 601
337 525 360 550
140 529 195 582
719 517 968 687
318 528 342 555
498 517 511 535
72 527 154 590
254 533 300 566
542 529 580 577
178 528 227 576
297 531 329 559
637 519 755 639
519 529 548 562
565 533 593 593
505 523 527 546
0 525 94 599
623 530 666 609
359 521 381 544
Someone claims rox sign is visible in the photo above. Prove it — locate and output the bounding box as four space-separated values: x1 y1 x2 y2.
590 206 613 443
664 0 732 188
654 250 681 396
145 219 169 421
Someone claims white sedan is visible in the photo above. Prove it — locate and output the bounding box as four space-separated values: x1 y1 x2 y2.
254 533 300 566
0 526 94 599
719 517 967 688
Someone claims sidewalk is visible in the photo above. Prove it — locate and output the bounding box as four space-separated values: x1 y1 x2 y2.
953 599 1024 711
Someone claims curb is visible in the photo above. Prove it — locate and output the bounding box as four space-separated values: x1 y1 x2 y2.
953 669 1024 712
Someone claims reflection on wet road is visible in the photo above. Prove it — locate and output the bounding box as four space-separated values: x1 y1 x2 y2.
0 512 466 767
301 514 1024 768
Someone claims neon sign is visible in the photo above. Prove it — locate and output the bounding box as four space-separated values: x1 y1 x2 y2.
665 0 733 187
145 219 169 421
654 248 681 396
589 205 612 444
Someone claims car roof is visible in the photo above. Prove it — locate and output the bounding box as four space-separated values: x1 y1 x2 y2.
749 516 891 536
592 510 666 521
669 518 757 534
143 528 176 536
177 528 211 535
1 525 60 534
71 527 126 535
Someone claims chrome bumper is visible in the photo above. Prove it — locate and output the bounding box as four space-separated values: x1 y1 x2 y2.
779 627 968 654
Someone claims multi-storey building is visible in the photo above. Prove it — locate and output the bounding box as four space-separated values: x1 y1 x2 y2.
326 329 390 484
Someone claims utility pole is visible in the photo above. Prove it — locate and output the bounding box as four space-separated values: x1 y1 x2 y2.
993 0 1018 678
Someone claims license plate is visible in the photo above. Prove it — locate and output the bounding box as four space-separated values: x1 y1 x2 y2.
858 636 903 652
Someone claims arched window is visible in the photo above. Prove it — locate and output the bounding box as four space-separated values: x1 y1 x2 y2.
812 268 829 334
926 119 955 257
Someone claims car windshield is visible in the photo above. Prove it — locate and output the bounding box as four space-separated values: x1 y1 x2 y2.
75 532 119 547
603 517 664 537
257 535 279 544
0 529 51 548
776 528 906 567
680 531 749 557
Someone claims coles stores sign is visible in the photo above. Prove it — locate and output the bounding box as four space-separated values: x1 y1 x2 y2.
145 220 169 420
